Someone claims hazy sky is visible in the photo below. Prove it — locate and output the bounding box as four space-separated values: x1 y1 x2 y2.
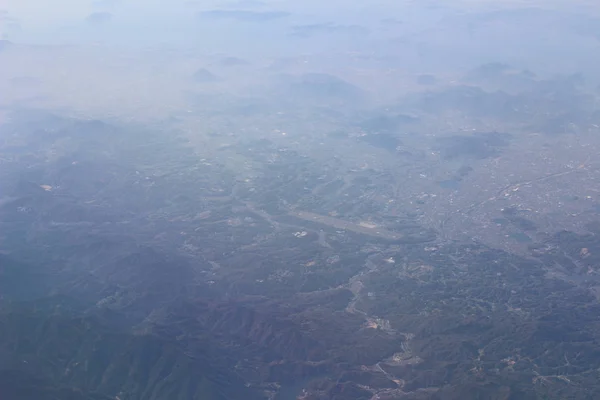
2 0 188 27
0 0 404 47
2 0 599 78
2 0 413 31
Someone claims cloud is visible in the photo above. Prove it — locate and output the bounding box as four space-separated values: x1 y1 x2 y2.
188 0 266 10
0 39 13 50
0 10 21 39
192 68 219 83
0 10 20 25
290 23 369 38
380 17 402 26
223 0 266 8
416 74 437 85
219 56 249 67
91 0 121 9
283 73 366 104
197 9 289 22
85 11 112 24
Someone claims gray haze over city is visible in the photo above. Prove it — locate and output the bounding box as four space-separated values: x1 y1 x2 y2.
2 1 600 399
